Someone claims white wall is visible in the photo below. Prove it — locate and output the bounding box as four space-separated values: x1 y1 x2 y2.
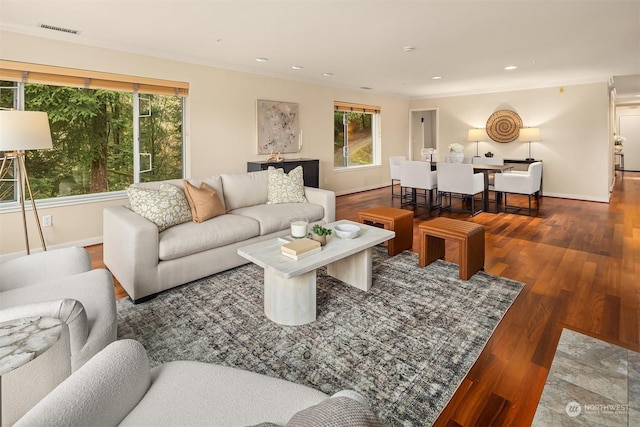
0 31 410 256
0 31 614 256
409 84 611 201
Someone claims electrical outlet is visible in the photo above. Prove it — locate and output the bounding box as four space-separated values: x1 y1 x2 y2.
42 215 52 227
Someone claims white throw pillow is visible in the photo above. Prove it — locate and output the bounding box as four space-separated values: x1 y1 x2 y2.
267 166 307 204
127 182 192 231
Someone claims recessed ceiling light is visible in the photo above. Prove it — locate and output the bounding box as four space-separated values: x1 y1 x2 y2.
432 76 443 80
255 57 269 62
322 73 333 77
403 46 415 52
504 65 518 71
291 65 303 70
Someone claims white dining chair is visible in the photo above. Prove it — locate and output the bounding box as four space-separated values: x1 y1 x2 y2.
493 161 543 215
436 163 485 216
398 160 438 209
389 156 407 199
472 157 504 166
472 157 504 187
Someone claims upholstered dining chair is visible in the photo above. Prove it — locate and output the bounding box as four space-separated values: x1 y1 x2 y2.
398 160 438 209
472 157 504 165
389 156 407 199
493 161 543 215
472 157 504 187
436 163 485 216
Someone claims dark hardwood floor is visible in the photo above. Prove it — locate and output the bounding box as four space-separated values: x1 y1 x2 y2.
87 171 640 426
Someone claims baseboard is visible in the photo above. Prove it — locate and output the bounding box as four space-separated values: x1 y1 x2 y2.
543 192 610 203
0 236 103 263
334 184 388 196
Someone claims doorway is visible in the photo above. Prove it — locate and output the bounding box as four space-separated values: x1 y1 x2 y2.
409 109 438 161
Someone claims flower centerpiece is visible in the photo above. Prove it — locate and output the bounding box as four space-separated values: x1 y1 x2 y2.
448 143 465 163
614 135 626 154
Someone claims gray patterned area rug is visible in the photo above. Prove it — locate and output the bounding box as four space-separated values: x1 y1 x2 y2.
117 247 523 426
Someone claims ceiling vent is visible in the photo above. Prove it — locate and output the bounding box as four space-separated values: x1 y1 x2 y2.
38 23 80 35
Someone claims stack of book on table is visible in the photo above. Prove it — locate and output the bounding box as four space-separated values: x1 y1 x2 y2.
281 238 321 260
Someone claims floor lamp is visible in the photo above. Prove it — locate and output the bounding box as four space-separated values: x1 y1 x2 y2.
0 111 53 254
519 127 541 161
468 128 486 157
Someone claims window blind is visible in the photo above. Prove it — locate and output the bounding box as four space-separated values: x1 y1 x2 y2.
334 101 380 113
0 60 189 97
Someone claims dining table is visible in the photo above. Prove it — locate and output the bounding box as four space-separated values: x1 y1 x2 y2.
471 164 513 211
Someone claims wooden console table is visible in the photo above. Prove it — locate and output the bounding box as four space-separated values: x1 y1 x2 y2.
247 158 319 188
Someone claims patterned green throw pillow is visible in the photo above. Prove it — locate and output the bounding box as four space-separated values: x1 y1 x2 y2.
267 166 308 204
127 183 192 231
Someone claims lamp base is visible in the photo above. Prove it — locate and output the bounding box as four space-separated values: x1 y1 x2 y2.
525 157 535 161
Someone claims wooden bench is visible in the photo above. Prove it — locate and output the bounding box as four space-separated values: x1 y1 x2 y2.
358 206 413 256
418 217 485 280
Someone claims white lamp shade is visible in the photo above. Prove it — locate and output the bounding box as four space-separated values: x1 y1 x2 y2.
519 127 541 142
0 111 53 151
467 128 486 142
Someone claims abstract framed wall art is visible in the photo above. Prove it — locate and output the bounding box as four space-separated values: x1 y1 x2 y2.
256 100 300 154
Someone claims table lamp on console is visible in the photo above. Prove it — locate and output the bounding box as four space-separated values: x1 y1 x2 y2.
468 128 486 158
519 127 541 161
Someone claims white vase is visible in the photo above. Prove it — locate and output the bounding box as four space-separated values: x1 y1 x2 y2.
449 151 464 163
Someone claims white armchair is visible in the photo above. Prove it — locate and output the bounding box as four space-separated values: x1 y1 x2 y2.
399 160 438 209
437 163 485 216
389 155 407 199
494 161 543 215
0 247 117 371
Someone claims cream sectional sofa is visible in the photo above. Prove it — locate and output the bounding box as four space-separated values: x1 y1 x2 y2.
103 170 335 303
17 339 383 427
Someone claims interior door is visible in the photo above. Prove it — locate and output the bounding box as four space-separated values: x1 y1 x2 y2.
619 114 640 171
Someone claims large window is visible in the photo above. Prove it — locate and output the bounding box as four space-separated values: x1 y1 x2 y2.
333 101 379 169
0 61 187 204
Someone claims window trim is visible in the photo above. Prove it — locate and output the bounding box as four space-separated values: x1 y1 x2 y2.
0 66 188 207
333 101 380 169
0 60 189 96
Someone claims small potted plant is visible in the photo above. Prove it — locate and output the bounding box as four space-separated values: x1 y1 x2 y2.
310 224 332 246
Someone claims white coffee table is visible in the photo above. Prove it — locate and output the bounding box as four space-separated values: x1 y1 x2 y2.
237 219 395 326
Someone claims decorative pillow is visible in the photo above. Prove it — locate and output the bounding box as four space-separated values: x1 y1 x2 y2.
286 397 384 427
182 180 226 223
127 182 192 231
267 166 307 204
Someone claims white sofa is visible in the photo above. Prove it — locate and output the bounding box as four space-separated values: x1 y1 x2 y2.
0 247 117 371
103 170 336 303
16 339 383 427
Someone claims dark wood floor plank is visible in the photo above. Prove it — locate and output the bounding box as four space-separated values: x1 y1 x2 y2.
87 171 640 426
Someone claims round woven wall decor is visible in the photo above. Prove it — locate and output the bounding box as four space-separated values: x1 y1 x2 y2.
486 110 523 143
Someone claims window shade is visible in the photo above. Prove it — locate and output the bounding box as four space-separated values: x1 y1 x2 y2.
334 101 380 113
0 60 189 97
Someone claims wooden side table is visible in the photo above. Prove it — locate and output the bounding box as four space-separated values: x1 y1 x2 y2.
0 317 71 426
358 206 413 256
418 217 485 280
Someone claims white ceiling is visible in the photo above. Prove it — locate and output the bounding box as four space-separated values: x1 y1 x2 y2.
1 0 639 100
